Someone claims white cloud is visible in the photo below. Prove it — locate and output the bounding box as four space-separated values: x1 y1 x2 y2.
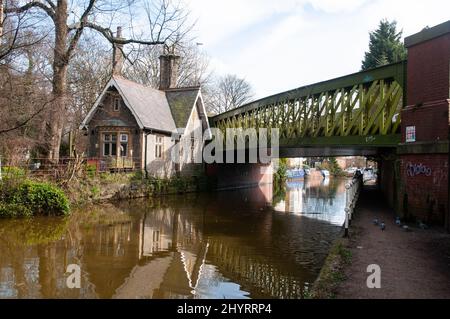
185 0 301 47
308 0 369 13
185 0 450 99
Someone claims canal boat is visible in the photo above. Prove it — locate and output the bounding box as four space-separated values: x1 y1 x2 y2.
286 169 306 179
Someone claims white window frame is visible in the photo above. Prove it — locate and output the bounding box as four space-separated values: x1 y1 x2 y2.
155 135 164 159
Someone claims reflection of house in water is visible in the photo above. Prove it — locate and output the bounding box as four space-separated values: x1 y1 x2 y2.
0 187 342 299
115 207 209 299
139 210 175 257
108 192 327 299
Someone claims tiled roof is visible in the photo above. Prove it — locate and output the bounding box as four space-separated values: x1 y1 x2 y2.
165 87 200 128
81 76 201 134
113 76 177 132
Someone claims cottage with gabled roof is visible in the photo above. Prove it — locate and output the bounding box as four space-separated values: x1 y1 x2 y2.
80 27 209 177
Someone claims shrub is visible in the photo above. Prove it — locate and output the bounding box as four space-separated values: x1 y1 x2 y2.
274 158 288 184
131 170 144 181
86 163 97 178
171 177 188 193
147 177 168 194
0 203 33 218
328 157 344 176
91 186 100 198
1 166 26 179
8 180 70 217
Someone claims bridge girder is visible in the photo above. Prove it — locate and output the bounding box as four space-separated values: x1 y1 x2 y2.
210 62 406 152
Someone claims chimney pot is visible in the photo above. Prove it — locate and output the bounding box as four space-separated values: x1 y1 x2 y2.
159 54 180 90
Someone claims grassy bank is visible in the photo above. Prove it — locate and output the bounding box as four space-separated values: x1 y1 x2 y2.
0 170 70 218
0 165 209 218
309 236 352 299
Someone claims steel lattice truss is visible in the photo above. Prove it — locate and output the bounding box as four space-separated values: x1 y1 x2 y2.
212 62 406 146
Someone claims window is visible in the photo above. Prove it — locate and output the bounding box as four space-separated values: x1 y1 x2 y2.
155 136 163 159
113 98 121 111
103 133 117 156
190 137 196 163
120 134 129 157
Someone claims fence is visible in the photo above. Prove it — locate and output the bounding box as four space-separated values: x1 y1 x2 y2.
0 156 143 182
343 174 363 237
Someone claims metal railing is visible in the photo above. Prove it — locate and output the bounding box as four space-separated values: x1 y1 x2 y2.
344 174 363 237
0 156 142 182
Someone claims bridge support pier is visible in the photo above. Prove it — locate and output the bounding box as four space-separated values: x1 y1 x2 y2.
206 162 273 191
378 155 400 212
397 22 450 230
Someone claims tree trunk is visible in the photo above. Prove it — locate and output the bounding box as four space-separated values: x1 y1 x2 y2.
0 0 4 39
47 0 69 162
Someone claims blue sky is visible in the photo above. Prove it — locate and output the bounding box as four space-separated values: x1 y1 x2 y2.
184 0 450 99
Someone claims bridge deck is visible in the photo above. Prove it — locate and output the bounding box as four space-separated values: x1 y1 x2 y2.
211 61 406 149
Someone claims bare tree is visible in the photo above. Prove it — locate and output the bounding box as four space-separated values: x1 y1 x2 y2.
0 8 51 149
65 36 111 155
0 0 48 63
206 74 254 114
124 41 212 88
0 45 52 162
4 0 191 162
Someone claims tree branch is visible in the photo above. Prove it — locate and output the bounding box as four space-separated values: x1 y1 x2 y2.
83 22 164 46
0 99 53 135
4 1 55 21
65 0 97 60
44 0 56 11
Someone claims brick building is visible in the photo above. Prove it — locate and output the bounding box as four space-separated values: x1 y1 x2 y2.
80 27 210 178
398 21 450 229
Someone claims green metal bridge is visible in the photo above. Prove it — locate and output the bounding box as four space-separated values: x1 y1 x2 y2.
210 61 407 157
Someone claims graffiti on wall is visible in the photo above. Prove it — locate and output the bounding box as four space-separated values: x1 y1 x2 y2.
406 162 432 177
432 161 448 188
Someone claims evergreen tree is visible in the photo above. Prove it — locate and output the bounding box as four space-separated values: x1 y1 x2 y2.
361 20 407 70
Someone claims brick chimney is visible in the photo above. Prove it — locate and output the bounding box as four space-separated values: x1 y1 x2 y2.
159 54 180 90
112 26 124 76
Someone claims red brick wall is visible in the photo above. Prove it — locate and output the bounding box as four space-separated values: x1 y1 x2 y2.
407 34 450 105
401 101 450 143
400 31 450 228
400 154 448 224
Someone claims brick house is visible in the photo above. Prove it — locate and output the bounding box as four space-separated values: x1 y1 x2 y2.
80 28 210 177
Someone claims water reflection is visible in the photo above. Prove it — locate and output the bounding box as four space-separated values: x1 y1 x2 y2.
0 178 348 299
274 177 347 226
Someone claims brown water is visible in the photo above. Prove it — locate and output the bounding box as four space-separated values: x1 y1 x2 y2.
0 177 347 299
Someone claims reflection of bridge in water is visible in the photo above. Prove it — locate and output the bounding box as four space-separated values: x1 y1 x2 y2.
110 187 344 299
0 185 345 299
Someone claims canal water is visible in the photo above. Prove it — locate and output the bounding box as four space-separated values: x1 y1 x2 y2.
0 177 348 299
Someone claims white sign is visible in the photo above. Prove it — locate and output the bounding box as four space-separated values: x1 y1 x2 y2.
406 126 416 143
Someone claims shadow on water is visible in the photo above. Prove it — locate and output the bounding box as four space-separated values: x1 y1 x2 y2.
0 177 348 299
